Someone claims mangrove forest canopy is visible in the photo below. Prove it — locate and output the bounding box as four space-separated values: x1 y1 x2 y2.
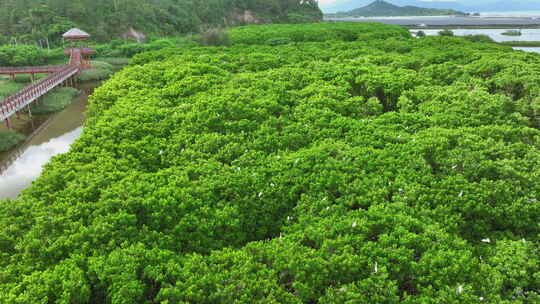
1 22 540 303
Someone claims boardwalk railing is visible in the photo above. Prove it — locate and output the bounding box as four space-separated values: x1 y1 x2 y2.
0 65 68 75
0 66 79 123
0 47 89 125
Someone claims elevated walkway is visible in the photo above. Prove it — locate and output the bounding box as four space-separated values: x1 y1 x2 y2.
0 66 67 75
0 66 79 123
0 47 89 127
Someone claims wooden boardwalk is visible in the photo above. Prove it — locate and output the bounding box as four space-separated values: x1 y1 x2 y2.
0 66 67 75
0 48 85 127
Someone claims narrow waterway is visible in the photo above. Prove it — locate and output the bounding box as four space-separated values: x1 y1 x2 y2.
0 81 100 199
418 28 540 42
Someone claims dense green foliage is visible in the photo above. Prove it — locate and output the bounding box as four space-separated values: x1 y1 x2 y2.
30 87 79 114
91 37 196 58
0 0 322 44
0 131 25 152
0 38 189 66
327 0 466 17
228 22 410 45
2 22 540 303
0 45 64 66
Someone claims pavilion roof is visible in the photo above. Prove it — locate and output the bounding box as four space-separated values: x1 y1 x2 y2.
63 28 90 39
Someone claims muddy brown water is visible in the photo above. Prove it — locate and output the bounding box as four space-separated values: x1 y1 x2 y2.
0 81 101 199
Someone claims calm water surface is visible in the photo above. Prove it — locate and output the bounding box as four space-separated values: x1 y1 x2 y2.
513 46 540 54
0 128 82 199
326 16 540 26
420 28 540 42
411 28 540 54
0 81 99 199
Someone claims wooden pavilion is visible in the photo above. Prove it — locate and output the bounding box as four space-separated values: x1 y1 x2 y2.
63 28 94 68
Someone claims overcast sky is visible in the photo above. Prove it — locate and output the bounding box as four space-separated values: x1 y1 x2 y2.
318 0 539 11
319 0 510 5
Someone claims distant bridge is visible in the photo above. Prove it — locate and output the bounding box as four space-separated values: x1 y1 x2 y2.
0 47 92 128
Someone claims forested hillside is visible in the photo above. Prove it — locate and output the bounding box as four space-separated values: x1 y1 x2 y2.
2 22 540 302
0 0 322 44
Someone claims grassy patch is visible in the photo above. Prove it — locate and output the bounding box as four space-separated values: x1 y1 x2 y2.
77 61 114 82
0 131 25 152
45 57 69 65
12 73 47 83
30 87 79 115
93 57 130 65
0 80 25 99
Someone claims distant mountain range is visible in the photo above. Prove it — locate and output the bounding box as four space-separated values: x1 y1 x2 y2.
321 0 540 13
328 0 466 17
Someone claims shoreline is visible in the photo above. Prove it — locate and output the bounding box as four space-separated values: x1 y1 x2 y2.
407 24 540 29
325 16 540 27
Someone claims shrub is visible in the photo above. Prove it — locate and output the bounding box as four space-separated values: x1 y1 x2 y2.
287 12 317 24
77 61 114 82
0 45 47 66
464 34 495 43
438 29 454 36
266 37 293 46
0 131 25 152
501 30 522 36
200 28 232 46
